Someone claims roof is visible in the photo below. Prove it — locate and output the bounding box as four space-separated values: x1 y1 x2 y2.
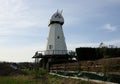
49 10 64 26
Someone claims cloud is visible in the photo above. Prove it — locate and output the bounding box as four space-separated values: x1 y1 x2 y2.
67 39 120 50
0 0 28 34
0 44 46 62
103 24 117 32
0 0 28 20
0 0 47 31
0 0 48 41
104 39 120 47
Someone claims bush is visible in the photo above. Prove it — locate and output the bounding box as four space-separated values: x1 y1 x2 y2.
76 47 97 61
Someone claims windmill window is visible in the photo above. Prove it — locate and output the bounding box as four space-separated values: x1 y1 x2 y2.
57 36 60 39
49 45 53 49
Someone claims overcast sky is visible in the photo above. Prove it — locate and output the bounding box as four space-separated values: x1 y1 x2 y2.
0 0 120 62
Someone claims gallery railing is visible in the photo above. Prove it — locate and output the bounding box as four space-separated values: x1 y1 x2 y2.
35 50 75 56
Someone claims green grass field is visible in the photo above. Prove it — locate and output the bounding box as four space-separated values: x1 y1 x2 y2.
0 76 38 84
0 75 94 84
0 68 97 84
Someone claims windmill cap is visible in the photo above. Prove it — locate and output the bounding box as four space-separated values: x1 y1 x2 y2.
48 10 64 26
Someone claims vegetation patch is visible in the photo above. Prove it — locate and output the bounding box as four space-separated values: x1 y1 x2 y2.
0 75 97 84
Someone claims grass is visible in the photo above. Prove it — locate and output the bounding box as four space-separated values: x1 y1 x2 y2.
0 75 96 84
0 76 38 84
0 68 97 84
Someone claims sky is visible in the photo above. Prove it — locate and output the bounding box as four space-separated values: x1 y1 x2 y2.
0 0 120 62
